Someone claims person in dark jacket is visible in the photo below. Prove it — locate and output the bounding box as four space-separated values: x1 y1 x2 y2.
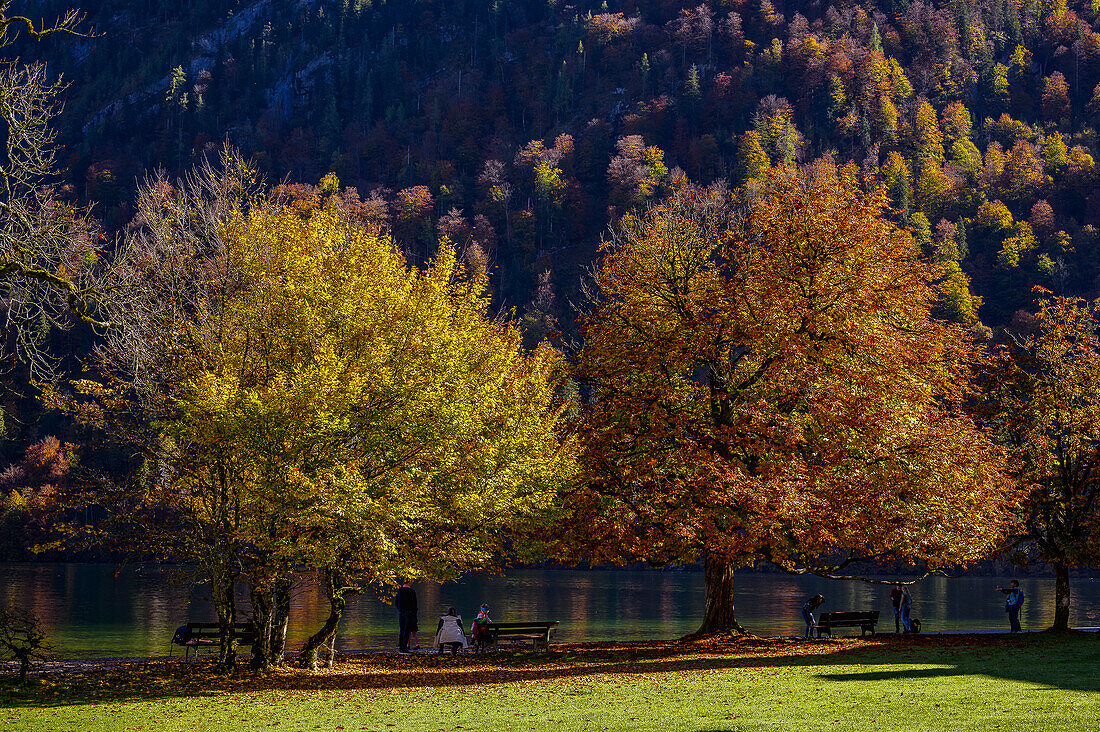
890 584 904 633
802 594 825 638
996 580 1025 633
898 585 913 633
395 579 418 653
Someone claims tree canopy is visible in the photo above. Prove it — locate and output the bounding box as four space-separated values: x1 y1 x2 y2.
984 294 1100 631
53 153 578 668
563 165 1015 633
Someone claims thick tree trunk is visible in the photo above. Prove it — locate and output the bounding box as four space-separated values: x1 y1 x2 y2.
250 578 291 670
1053 562 1071 632
696 552 745 635
299 570 358 671
269 579 291 660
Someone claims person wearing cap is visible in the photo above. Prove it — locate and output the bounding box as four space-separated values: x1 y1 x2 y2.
996 580 1025 632
471 603 493 653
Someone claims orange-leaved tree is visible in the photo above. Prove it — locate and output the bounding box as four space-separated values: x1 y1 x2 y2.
984 294 1100 631
564 164 1014 634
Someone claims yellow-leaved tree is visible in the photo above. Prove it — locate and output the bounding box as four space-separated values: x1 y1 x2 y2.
55 152 577 670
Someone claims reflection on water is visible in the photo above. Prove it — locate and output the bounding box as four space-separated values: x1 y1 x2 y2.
1 563 1098 658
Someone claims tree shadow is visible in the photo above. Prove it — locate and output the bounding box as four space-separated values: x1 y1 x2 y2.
4 633 1098 709
813 632 1100 694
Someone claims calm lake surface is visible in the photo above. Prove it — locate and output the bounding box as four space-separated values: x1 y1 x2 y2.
2 563 1099 659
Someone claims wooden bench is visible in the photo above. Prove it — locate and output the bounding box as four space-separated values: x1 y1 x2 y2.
814 611 879 638
171 622 257 659
483 621 559 652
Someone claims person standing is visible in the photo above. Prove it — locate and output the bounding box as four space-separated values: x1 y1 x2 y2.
898 585 913 633
890 584 904 633
802 594 825 638
996 580 1025 633
395 579 418 653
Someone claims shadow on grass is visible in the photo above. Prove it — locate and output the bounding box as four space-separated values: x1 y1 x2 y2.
813 632 1100 694
3 633 1098 709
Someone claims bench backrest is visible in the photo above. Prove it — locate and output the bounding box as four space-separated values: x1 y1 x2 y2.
184 622 254 631
819 611 879 622
487 621 558 630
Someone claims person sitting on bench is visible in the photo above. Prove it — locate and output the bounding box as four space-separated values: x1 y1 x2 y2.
470 603 493 653
434 607 468 655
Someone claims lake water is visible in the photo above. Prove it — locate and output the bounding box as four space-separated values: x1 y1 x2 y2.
2 563 1099 659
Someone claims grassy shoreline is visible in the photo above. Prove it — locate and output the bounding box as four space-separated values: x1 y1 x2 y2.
3 634 1099 731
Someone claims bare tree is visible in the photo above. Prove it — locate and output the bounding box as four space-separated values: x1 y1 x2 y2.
0 3 103 378
0 606 51 682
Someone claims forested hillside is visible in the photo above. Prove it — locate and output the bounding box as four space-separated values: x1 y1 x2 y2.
7 0 1100 324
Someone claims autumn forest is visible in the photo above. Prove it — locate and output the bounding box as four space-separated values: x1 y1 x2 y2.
16 0 1100 321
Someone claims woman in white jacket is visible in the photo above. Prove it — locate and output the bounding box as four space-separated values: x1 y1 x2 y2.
434 607 469 655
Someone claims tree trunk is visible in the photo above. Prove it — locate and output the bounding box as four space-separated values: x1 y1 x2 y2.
299 570 358 671
1053 562 1071 632
326 629 337 669
250 578 293 669
249 586 269 668
17 655 30 683
249 576 292 669
211 568 237 672
696 552 745 635
269 578 291 660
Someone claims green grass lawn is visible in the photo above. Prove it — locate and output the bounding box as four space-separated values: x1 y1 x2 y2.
3 634 1099 731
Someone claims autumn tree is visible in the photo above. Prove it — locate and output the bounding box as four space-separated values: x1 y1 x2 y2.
668 5 714 67
941 101 972 145
735 131 769 183
56 153 577 670
985 295 1100 631
752 96 799 167
47 151 267 670
882 151 912 218
391 185 435 258
0 436 70 558
564 165 1012 634
913 99 945 167
514 135 574 244
1041 72 1071 125
606 135 669 214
